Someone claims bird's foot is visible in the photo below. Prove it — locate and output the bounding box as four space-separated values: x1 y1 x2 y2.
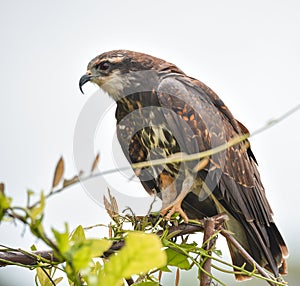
160 200 189 222
159 172 194 222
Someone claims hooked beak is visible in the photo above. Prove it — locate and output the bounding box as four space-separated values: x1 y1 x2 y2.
79 74 92 94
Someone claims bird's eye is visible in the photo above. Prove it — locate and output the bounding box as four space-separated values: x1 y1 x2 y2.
95 61 110 71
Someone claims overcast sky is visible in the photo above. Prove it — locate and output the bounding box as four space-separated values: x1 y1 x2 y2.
0 1 299 285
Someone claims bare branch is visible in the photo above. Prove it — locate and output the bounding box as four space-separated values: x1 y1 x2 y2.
200 217 216 286
0 249 59 267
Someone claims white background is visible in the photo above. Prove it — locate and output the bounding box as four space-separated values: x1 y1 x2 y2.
0 1 299 285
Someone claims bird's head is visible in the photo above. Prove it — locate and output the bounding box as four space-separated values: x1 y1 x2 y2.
79 50 183 100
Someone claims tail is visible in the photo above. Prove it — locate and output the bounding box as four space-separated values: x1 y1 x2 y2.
226 221 288 281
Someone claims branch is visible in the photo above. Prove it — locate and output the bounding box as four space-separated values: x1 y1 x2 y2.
220 230 275 286
0 249 59 267
0 216 225 267
0 215 286 285
200 217 216 286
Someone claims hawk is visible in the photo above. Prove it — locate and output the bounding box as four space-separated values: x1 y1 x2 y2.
79 50 288 280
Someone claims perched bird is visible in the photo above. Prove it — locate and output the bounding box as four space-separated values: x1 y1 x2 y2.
79 50 288 280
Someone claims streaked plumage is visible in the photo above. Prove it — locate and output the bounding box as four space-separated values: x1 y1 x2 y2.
79 50 288 280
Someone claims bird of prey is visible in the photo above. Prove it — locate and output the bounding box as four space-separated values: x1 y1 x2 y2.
79 50 288 280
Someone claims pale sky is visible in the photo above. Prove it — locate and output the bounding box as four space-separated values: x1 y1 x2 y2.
0 1 299 285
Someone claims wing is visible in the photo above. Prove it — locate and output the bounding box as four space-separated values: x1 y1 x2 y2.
156 73 288 278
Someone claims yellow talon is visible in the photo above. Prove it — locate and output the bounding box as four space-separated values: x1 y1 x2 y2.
160 200 189 222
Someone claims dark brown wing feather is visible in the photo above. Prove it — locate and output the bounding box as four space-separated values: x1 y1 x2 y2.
114 70 287 279
156 73 288 279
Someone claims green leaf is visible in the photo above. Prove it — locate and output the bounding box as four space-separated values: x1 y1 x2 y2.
52 224 70 254
64 237 111 284
69 234 112 273
67 225 89 271
179 241 198 251
53 277 63 285
86 238 112 258
27 189 35 196
70 225 86 243
29 192 45 220
98 232 166 286
213 249 222 256
36 267 63 286
71 244 91 271
133 282 160 286
159 265 171 272
87 261 102 286
29 216 45 239
52 224 112 279
165 248 191 270
36 267 47 286
0 190 12 221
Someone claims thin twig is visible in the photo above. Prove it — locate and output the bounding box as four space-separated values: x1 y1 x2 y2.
90 104 300 173
220 229 275 286
251 103 300 137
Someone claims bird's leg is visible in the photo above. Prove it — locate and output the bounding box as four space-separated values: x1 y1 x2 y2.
160 175 194 222
160 158 210 222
